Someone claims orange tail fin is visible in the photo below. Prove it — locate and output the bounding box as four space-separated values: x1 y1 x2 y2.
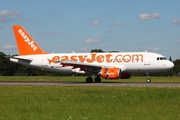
13 25 47 55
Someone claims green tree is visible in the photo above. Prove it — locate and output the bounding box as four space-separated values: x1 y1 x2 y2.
173 59 180 75
90 49 104 53
109 51 119 52
0 52 17 75
169 56 172 61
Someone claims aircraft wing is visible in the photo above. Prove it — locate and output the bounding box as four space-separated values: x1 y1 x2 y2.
60 61 126 72
61 61 103 68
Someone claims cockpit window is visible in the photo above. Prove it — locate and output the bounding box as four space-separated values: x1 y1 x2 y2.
157 57 167 61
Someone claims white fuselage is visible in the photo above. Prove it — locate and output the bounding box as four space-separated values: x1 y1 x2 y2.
10 52 174 75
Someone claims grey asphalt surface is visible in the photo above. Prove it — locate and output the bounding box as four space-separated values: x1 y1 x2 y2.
0 82 180 87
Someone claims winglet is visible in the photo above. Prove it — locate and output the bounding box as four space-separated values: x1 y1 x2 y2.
12 25 47 55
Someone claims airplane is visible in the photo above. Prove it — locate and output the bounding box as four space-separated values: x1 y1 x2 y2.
10 25 174 83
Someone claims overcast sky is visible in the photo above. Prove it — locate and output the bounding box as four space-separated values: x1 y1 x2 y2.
0 0 180 60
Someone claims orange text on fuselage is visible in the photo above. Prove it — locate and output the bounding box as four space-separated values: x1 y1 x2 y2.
47 53 143 64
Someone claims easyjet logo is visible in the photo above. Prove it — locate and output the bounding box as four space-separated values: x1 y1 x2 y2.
18 29 37 51
47 53 143 64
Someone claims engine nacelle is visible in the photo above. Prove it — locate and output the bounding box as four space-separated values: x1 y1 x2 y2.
100 68 121 79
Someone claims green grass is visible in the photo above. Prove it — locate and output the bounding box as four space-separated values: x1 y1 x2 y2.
0 86 180 120
0 76 180 82
0 76 180 119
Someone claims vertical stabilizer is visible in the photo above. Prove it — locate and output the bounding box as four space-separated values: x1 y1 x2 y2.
13 25 47 55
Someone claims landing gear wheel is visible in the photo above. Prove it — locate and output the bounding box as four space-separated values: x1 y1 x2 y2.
146 72 151 83
94 76 101 83
86 77 93 83
146 79 151 83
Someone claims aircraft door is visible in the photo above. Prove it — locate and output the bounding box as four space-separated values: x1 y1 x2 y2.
144 54 150 65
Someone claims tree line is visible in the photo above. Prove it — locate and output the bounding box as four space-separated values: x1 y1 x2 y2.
0 51 179 76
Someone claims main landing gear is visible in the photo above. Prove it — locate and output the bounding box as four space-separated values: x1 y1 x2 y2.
86 76 101 83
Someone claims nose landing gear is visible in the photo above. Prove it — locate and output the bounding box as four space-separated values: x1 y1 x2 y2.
146 72 151 83
146 77 151 83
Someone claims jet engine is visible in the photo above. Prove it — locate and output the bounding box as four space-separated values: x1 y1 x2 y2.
99 68 121 79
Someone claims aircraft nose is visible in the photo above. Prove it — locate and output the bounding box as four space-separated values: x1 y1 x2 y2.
168 61 174 69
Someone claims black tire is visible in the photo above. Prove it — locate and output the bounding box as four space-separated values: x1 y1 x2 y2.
94 76 101 83
146 79 151 83
86 77 93 83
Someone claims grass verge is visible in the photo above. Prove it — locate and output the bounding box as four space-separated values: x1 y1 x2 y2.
0 86 180 120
